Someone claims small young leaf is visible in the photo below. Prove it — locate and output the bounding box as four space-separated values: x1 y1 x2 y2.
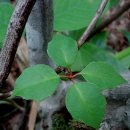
80 62 127 90
71 44 125 72
48 34 78 67
54 0 101 31
66 82 106 129
13 65 60 101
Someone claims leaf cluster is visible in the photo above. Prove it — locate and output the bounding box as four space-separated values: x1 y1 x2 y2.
9 0 128 129
13 34 127 129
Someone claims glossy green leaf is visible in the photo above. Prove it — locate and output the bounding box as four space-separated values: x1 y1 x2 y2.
71 44 125 72
80 62 127 90
13 65 60 101
0 3 14 48
66 82 106 129
54 0 101 31
48 34 78 67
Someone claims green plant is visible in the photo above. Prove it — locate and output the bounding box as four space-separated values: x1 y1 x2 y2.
12 0 128 129
13 34 127 129
0 2 14 48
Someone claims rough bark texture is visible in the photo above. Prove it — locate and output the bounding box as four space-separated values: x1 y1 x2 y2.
100 71 130 130
26 0 53 65
0 0 36 92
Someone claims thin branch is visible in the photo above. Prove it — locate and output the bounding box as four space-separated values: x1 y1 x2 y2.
87 0 130 41
78 0 108 47
27 101 38 130
4 98 25 111
0 0 36 93
0 92 12 100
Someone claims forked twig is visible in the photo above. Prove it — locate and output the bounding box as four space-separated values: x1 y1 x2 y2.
78 0 108 47
87 1 130 40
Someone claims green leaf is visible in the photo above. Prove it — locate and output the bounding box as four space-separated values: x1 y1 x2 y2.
0 3 14 48
123 31 130 45
90 31 107 48
54 0 101 31
94 50 127 72
80 62 127 90
109 0 119 8
115 47 130 60
69 28 86 41
120 55 130 69
71 44 97 71
66 82 106 129
0 0 10 2
115 47 130 69
13 65 60 101
104 0 118 13
48 34 78 67
71 44 125 72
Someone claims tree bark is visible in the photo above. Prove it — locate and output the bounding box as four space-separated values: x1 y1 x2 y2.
26 0 53 65
0 0 36 93
100 71 130 130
